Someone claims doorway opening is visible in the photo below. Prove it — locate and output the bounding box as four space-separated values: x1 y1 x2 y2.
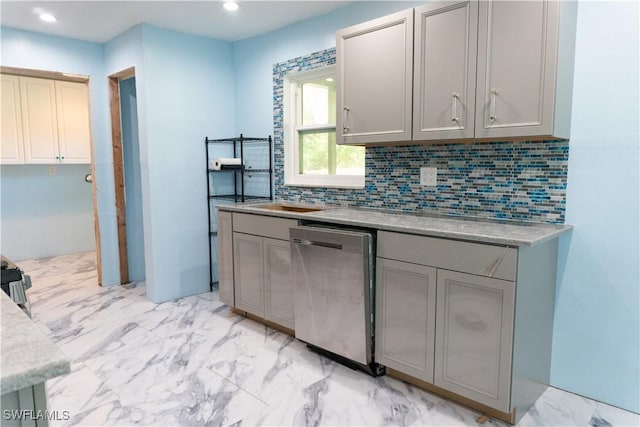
108 68 145 285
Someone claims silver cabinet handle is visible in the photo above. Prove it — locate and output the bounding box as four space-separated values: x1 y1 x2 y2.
293 238 343 250
490 89 498 123
451 92 460 124
343 106 350 134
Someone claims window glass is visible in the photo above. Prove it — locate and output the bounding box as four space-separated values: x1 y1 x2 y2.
299 131 330 175
302 79 336 126
336 145 365 175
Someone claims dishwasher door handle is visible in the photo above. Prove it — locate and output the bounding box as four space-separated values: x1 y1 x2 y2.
293 238 343 250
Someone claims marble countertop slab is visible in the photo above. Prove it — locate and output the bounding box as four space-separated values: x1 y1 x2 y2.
1 291 70 394
217 203 572 247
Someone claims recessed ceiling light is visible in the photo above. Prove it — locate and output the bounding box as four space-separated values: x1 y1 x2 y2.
223 1 239 11
39 13 57 23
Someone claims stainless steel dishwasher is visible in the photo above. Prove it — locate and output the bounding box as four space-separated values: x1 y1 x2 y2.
290 225 384 376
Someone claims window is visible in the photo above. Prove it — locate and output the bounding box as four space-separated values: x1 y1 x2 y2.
284 66 365 188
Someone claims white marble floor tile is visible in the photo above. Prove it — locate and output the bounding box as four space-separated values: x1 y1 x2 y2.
132 291 227 338
46 364 120 425
35 287 157 337
206 318 336 405
519 386 640 427
236 359 503 427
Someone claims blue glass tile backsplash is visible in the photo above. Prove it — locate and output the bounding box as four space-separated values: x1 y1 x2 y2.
274 48 569 224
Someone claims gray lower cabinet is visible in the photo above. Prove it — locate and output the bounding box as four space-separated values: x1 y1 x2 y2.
217 211 234 306
224 213 298 330
1 382 50 427
376 230 558 423
263 237 294 329
375 258 436 382
233 232 264 317
434 269 515 413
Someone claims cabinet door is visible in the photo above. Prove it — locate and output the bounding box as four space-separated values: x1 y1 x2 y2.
475 0 559 139
55 81 92 163
337 9 413 145
217 211 234 306
1 75 25 164
20 77 59 163
434 269 514 412
413 1 478 141
263 238 294 329
375 258 437 382
233 233 264 316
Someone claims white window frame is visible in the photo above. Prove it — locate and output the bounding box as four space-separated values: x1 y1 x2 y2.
284 65 365 189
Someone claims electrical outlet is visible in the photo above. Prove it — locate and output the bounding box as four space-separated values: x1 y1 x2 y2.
49 166 56 176
420 167 437 186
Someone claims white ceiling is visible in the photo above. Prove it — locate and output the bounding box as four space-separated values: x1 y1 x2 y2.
0 1 352 43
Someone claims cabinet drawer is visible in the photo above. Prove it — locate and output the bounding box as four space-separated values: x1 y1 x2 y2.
377 231 517 281
232 213 298 241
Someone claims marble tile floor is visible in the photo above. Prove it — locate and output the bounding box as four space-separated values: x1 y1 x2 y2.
15 251 639 427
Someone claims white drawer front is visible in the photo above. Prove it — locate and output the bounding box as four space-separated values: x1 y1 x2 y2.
377 231 517 281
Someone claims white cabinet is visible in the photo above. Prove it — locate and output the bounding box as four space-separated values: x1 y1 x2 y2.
337 0 577 145
55 80 92 163
6 75 92 164
434 269 515 413
375 257 436 382
336 9 413 145
474 1 576 140
413 0 478 141
1 75 25 164
229 213 298 330
20 76 59 163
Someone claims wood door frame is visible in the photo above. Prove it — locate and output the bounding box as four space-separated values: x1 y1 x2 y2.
108 67 135 285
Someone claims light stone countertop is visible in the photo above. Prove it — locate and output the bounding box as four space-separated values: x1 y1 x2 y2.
1 291 70 394
217 202 572 247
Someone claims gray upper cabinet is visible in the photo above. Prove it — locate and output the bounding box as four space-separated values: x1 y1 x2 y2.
413 1 478 141
217 211 234 306
475 1 577 140
434 269 515 413
336 0 577 145
336 9 414 145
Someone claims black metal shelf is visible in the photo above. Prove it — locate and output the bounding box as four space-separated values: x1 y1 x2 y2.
207 136 270 143
208 194 271 201
205 133 273 292
208 168 271 173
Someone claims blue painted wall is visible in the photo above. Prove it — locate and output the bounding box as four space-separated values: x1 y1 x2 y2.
233 1 639 413
0 165 94 261
551 1 639 413
133 25 236 302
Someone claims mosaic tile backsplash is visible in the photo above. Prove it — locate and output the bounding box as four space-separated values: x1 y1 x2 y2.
273 48 569 224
